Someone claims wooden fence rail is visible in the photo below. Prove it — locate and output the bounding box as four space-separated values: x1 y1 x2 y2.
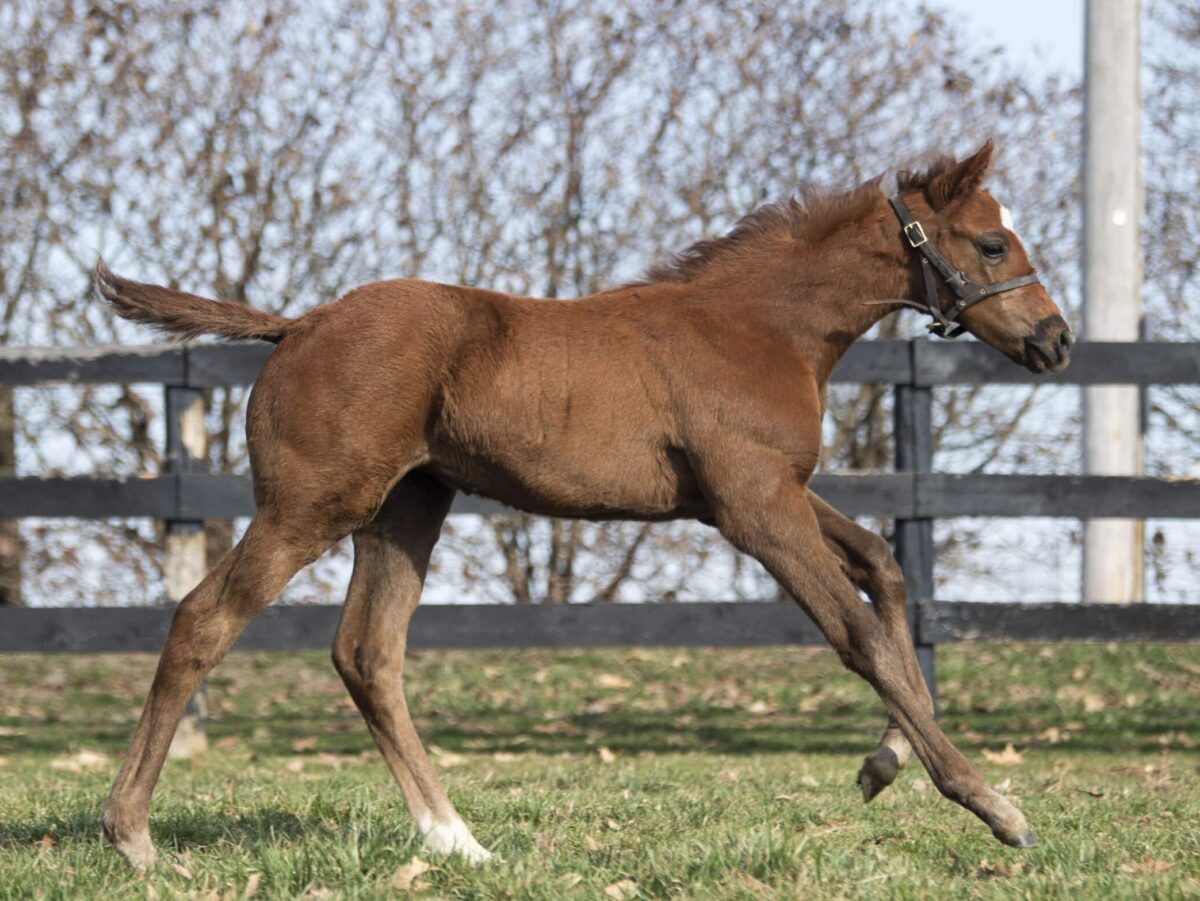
2 340 1198 707
2 600 1197 655
6 472 1200 520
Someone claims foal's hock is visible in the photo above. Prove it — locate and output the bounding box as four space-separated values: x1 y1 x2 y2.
95 140 1072 869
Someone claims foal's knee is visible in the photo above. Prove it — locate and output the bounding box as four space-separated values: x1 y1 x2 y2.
331 639 357 686
161 592 243 672
861 533 904 591
331 637 402 695
833 612 915 688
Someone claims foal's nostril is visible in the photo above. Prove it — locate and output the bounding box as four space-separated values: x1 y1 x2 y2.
1059 329 1075 352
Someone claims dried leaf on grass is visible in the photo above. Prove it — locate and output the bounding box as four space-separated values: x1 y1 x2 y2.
391 856 432 891
430 745 469 767
50 750 110 772
976 858 1025 878
736 872 772 895
981 743 1023 766
1036 726 1065 744
595 673 632 690
1120 857 1173 874
597 746 617 764
604 877 638 900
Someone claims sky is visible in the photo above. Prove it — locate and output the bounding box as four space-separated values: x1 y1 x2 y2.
941 0 1084 79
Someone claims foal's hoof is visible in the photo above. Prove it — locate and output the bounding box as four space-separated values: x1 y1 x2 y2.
995 827 1039 849
856 747 902 803
421 817 493 865
101 816 158 870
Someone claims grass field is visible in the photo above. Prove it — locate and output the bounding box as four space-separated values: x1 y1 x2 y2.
1 639 1197 899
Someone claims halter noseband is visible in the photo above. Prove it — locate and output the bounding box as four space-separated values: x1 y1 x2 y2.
883 194 1041 338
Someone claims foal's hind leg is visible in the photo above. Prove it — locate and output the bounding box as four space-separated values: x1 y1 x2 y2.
101 516 334 869
811 492 932 801
331 473 492 863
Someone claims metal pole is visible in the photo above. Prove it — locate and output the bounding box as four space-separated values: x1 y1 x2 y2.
894 348 937 712
164 381 209 758
1083 0 1144 603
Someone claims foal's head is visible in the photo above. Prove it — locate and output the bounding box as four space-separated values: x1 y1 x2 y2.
898 140 1074 373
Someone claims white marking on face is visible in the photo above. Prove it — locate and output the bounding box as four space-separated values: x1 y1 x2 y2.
999 204 1014 231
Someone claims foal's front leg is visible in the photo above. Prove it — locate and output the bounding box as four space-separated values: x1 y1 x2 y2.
811 491 930 801
706 464 1035 847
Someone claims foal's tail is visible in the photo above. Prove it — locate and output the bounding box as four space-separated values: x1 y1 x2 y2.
93 259 293 343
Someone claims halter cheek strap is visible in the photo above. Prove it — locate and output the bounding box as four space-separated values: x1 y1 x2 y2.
882 194 1041 338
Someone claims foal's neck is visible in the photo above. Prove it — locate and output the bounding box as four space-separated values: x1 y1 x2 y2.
722 197 911 384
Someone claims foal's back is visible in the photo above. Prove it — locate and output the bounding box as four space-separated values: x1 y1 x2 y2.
251 277 715 522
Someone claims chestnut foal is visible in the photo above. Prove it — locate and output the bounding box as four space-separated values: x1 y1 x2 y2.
95 140 1072 868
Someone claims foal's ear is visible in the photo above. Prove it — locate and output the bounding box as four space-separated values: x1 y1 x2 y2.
927 139 994 211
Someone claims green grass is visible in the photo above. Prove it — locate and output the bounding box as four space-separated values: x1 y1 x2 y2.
1 640 1197 899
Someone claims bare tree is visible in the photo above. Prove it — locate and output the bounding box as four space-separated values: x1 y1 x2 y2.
2 0 1116 606
1142 0 1200 598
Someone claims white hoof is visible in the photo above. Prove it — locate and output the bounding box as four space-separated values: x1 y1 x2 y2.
420 816 493 864
102 824 158 870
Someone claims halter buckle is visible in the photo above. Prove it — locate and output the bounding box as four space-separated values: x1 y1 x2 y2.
903 221 928 248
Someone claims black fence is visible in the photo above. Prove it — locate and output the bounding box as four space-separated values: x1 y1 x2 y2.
1 340 1198 702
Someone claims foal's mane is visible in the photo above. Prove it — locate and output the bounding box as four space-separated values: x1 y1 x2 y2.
641 157 955 285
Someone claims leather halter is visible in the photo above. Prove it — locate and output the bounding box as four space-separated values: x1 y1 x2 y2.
883 194 1041 338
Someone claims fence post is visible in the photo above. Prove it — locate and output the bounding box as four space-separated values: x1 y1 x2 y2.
894 341 937 713
164 377 209 758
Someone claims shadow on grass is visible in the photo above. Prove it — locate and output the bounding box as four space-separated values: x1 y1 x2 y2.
4 704 1195 759
0 806 318 853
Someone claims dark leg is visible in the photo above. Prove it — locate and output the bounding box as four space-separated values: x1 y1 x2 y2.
331 473 491 863
810 491 931 800
101 517 335 868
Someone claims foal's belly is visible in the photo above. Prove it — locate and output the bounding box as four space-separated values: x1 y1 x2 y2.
426 437 708 522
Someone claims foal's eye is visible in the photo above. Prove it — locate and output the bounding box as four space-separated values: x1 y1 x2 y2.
979 240 1007 261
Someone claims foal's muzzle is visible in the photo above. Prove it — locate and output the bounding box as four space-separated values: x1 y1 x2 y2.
1023 316 1074 373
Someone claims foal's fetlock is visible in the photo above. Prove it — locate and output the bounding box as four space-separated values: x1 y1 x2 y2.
100 807 158 870
857 746 903 802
